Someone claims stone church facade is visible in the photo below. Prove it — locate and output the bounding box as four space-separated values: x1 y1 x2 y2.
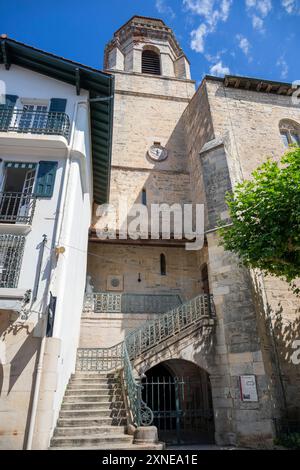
80 16 300 448
0 15 299 450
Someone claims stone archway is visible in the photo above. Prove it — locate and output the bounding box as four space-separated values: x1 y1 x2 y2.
142 359 215 445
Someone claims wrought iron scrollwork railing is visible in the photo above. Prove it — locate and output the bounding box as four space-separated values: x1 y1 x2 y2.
125 294 215 360
0 108 70 139
123 343 154 427
77 343 123 372
77 294 216 427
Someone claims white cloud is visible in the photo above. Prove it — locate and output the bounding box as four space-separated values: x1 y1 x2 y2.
210 60 230 76
155 0 176 19
236 34 251 56
184 0 233 53
246 0 272 32
205 49 227 63
281 0 300 14
190 23 208 53
246 0 272 16
276 56 289 79
252 14 264 30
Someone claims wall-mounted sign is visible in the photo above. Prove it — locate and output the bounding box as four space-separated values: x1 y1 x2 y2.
239 375 258 402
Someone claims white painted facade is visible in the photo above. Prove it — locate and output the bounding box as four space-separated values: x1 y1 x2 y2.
0 64 93 448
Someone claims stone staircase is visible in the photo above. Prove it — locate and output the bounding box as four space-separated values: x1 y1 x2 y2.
50 371 137 450
50 294 215 449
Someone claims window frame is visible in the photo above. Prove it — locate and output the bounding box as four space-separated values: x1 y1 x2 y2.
279 120 300 148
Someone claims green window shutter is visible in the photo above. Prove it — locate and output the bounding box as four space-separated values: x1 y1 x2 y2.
48 98 67 135
34 161 58 198
49 98 67 113
0 94 18 130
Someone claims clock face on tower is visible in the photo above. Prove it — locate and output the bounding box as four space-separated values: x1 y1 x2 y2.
148 144 168 162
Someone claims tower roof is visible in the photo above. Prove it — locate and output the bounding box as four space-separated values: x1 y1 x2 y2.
104 15 187 69
114 16 167 34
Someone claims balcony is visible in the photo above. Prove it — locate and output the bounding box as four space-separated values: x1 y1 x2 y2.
0 192 36 225
0 108 70 139
83 292 215 316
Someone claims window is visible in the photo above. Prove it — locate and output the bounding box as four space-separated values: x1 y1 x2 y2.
160 253 166 276
18 104 48 133
201 264 210 295
0 163 37 224
142 49 161 75
142 188 147 206
279 120 300 147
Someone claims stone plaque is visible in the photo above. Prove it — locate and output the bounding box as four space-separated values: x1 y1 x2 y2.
107 275 124 291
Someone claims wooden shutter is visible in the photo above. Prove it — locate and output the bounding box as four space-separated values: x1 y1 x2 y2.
48 98 67 135
34 161 58 198
49 98 67 113
0 94 18 130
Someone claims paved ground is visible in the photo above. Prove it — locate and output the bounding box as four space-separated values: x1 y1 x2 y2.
166 445 242 450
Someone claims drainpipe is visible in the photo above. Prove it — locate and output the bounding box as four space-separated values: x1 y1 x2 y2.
24 100 80 450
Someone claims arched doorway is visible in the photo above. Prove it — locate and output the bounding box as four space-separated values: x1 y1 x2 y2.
142 359 215 445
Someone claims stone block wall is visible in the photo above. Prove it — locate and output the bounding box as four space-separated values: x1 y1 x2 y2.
204 78 300 421
87 243 202 300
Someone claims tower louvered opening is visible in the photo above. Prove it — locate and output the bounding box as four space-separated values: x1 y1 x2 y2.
142 50 161 75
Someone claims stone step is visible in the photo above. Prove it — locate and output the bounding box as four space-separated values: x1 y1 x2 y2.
69 379 121 386
51 434 133 448
63 395 122 403
73 372 119 378
65 388 121 396
57 417 127 427
54 426 127 437
59 409 127 419
50 443 165 450
68 383 119 391
61 401 125 411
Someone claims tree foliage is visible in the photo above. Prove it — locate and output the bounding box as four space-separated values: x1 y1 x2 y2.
220 147 300 285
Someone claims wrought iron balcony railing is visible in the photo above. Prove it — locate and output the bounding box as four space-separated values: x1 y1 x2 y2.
83 292 182 314
0 234 25 288
0 108 70 139
77 294 216 428
0 192 36 224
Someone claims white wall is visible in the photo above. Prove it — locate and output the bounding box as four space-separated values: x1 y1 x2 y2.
0 64 93 448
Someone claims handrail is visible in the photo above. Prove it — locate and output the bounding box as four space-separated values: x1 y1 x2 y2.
123 342 153 427
77 343 123 371
124 294 214 361
0 108 70 139
77 294 215 427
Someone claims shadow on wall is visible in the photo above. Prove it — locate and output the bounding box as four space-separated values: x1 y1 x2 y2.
0 311 41 448
252 275 300 421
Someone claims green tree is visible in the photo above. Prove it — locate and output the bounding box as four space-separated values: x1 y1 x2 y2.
220 147 300 286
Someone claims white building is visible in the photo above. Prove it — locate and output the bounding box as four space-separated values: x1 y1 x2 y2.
0 36 114 449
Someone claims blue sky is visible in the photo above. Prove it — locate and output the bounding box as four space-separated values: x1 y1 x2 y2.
1 1 300 84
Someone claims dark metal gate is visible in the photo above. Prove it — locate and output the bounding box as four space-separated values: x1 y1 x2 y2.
142 376 215 445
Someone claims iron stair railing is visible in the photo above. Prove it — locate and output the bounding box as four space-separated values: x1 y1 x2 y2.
123 342 153 427
125 294 215 360
77 293 215 427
